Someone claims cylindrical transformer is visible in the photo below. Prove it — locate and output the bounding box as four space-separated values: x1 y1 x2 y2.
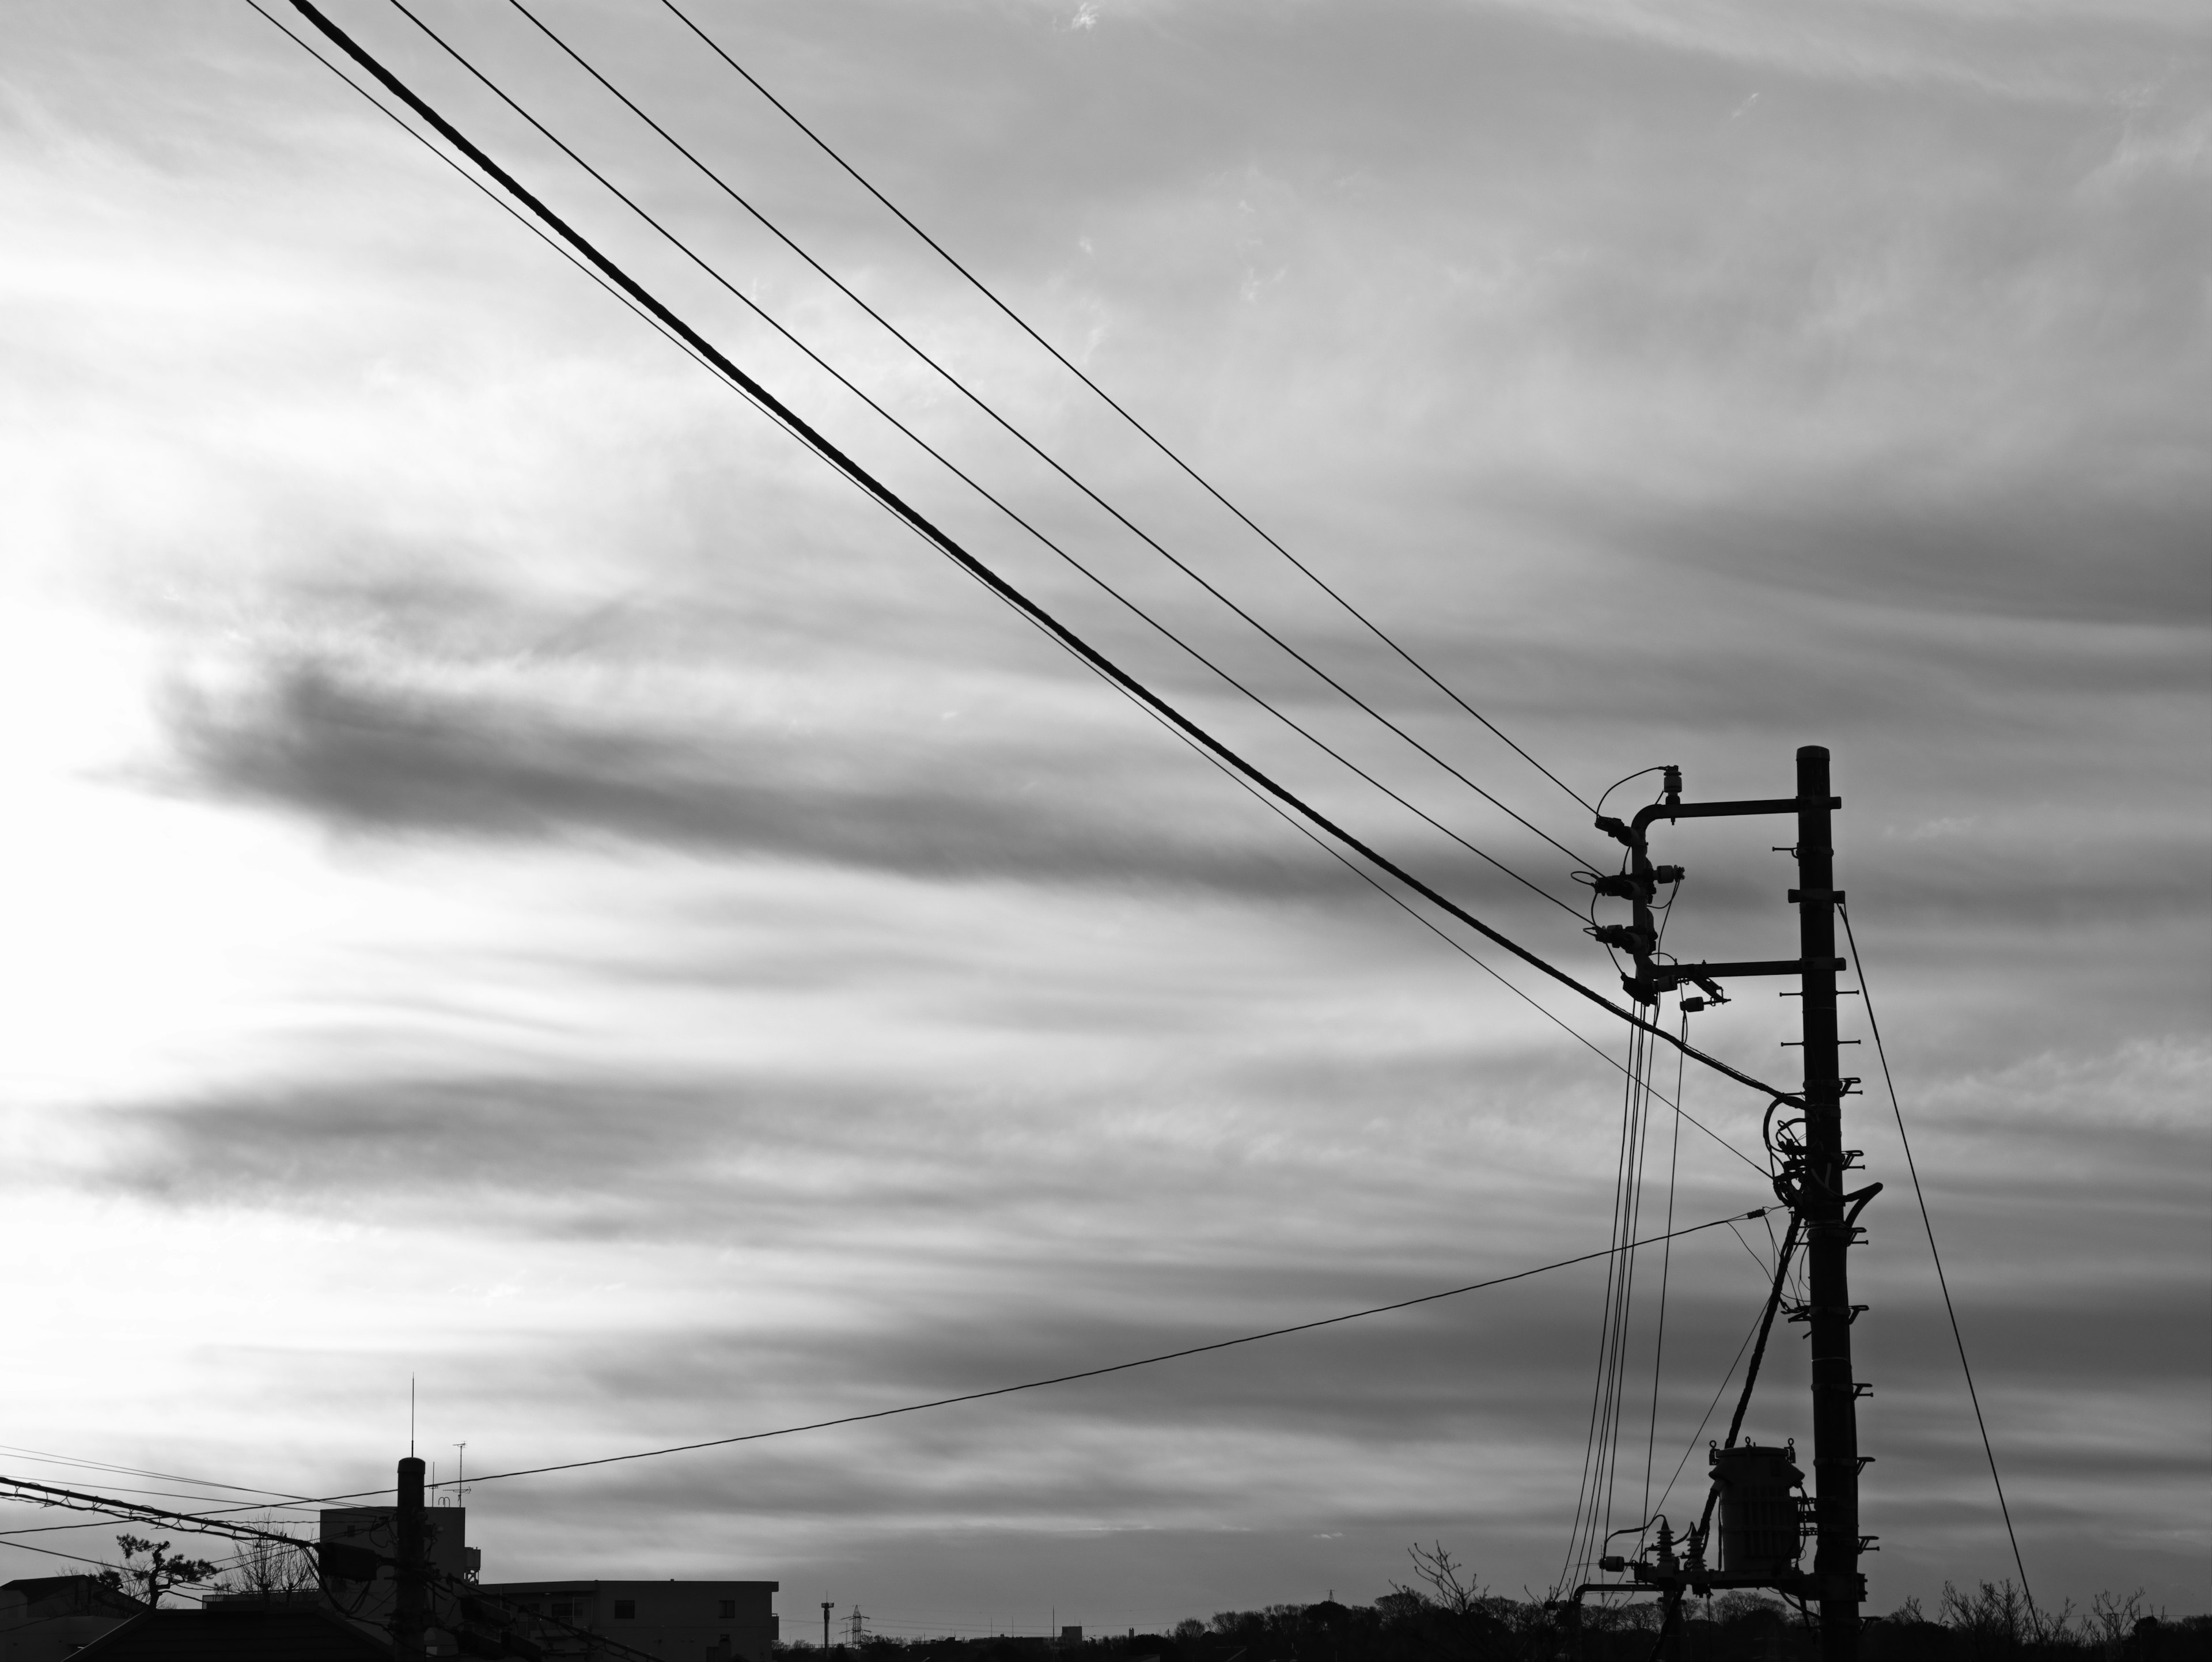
1710 1441 1805 1577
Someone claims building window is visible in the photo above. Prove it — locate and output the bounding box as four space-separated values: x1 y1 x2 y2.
720 1602 737 1619
614 1600 637 1621
552 1602 573 1623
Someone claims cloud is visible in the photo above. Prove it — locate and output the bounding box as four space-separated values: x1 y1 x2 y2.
2 0 2206 1621
159 653 1335 894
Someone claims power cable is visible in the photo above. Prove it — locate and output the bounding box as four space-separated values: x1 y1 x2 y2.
499 0 1597 873
655 0 1594 817
1602 1021 1664 1558
416 1205 1783 1490
1651 1298 1765 1520
1557 1006 1667 1595
248 0 732 386
1638 1009 1690 1535
367 0 1590 926
1556 1024 1641 1596
0 1444 320 1509
250 5 1597 1016
0 1474 313 1517
280 0 1807 1111
1840 903 2038 1631
237 32 1813 1593
1104 671 1767 1176
112 1202 1777 1517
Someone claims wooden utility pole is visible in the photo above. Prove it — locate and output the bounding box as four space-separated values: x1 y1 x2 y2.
396 1456 428 1662
1794 746 1864 1662
1565 747 1868 1656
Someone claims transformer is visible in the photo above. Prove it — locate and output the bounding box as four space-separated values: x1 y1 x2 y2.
1710 1441 1805 1577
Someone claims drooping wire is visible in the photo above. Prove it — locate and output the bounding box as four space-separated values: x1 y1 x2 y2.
373 0 1592 924
654 0 1594 818
245 0 728 387
1650 1297 1767 1519
278 0 1811 1117
1840 903 2039 1631
264 0 1798 1149
1556 1024 1637 1596
14 1206 1779 1517
499 0 1597 873
1638 1006 1691 1538
1597 1017 1663 1557
1556 1005 1664 1595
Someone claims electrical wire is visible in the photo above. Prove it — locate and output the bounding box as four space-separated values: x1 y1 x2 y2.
1650 1298 1767 1518
263 22 1831 1576
0 1532 262 1598
278 0 1806 1113
1637 1010 1690 1535
112 1203 1777 1516
251 14 1823 1563
248 0 733 388
1601 1021 1664 1557
1555 1027 1639 1596
240 13 1621 1129
371 0 1590 926
435 1203 1785 1490
1840 903 2038 1631
654 0 1593 818
1105 676 1768 1176
1557 1008 1666 1595
498 0 1597 875
0 1444 320 1510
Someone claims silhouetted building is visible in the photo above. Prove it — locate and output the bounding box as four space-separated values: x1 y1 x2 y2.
0 1576 143 1662
474 1580 778 1662
319 1504 478 1644
67 1603 389 1662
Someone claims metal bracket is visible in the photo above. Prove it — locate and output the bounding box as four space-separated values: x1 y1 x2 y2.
1785 1303 1869 1326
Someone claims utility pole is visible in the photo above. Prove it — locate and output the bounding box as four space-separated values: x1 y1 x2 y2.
396 1455 428 1662
1565 747 1868 1659
1794 745 1863 1662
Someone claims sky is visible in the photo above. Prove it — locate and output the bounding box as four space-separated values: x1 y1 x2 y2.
1 0 2207 1634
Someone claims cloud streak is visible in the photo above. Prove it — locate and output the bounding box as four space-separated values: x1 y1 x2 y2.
0 0 2203 1625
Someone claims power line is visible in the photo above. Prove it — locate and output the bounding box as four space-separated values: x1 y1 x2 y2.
1650 1296 1767 1519
1638 1011 1690 1533
282 0 1805 1113
499 0 1598 874
0 1535 248 1589
1840 903 2038 1630
654 0 1594 817
247 1 733 385
1104 668 1767 1176
427 1206 1782 1489
372 0 1590 926
80 1203 1775 1521
0 1443 321 1510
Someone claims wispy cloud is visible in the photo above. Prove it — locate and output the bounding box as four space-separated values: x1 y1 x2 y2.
0 0 2203 1622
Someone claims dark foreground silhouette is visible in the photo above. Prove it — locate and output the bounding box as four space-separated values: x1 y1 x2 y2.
778 1554 2209 1662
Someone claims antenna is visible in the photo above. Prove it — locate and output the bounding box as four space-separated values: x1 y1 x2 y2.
453 1443 468 1508
410 1376 416 1458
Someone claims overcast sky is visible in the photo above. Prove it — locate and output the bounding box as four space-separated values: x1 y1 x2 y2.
2 0 2206 1631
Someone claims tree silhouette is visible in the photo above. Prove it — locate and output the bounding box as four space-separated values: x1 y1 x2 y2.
105 1534 224 1609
